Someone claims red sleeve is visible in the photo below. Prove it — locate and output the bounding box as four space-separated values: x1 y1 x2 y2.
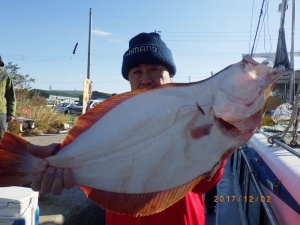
191 160 226 194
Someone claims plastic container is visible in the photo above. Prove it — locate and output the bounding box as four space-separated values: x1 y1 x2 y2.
0 187 39 225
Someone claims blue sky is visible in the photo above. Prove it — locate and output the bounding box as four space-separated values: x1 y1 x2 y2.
1 0 299 94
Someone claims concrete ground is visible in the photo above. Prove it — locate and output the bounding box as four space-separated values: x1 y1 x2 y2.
215 160 241 225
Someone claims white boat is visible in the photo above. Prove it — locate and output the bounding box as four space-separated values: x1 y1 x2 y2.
242 131 300 224
228 0 300 224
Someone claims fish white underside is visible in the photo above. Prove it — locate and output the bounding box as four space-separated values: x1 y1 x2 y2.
46 57 283 194
47 83 238 194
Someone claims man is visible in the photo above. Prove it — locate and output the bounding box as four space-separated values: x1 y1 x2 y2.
29 32 224 225
0 56 16 139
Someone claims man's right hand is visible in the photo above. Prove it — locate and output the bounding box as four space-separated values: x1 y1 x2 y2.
27 143 75 195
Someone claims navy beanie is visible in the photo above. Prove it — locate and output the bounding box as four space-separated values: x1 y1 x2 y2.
121 32 176 80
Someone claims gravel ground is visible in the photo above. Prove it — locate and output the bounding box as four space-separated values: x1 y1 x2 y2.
23 134 106 225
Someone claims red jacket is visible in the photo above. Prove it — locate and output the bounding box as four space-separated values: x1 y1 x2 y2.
106 161 225 225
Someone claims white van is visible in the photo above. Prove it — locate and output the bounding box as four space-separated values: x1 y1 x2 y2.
90 99 103 108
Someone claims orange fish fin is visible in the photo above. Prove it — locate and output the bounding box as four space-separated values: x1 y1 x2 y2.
60 89 151 148
0 132 34 186
79 175 204 216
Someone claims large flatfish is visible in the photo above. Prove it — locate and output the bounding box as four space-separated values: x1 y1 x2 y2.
0 56 285 216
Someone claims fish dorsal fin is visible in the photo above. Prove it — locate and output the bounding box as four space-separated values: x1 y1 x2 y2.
60 88 151 149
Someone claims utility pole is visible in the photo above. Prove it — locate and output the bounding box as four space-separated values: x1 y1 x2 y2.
84 8 93 114
87 8 92 79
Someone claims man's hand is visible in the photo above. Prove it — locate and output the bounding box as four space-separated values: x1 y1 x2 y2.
27 143 75 195
7 116 14 122
31 167 74 195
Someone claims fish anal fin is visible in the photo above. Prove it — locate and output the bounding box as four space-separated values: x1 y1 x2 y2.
79 175 204 216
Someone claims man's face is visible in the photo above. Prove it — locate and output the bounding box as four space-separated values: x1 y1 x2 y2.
128 64 173 91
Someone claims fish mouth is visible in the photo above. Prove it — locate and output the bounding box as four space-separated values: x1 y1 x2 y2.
214 116 254 141
215 116 240 138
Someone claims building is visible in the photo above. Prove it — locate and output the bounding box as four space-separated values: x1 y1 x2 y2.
30 89 114 105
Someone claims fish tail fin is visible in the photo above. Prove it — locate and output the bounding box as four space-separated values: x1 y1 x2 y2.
0 132 43 187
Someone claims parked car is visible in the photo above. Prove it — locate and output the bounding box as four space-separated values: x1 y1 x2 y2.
47 99 61 106
68 99 104 115
90 99 103 108
68 104 83 115
53 102 78 114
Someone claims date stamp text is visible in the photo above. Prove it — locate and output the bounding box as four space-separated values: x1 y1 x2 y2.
214 195 271 203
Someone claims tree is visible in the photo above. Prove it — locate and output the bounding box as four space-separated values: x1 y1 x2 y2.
1 62 35 89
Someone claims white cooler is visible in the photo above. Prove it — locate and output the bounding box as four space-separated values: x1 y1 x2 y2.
0 187 39 225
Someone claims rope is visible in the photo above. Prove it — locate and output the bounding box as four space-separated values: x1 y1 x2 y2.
250 0 267 56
